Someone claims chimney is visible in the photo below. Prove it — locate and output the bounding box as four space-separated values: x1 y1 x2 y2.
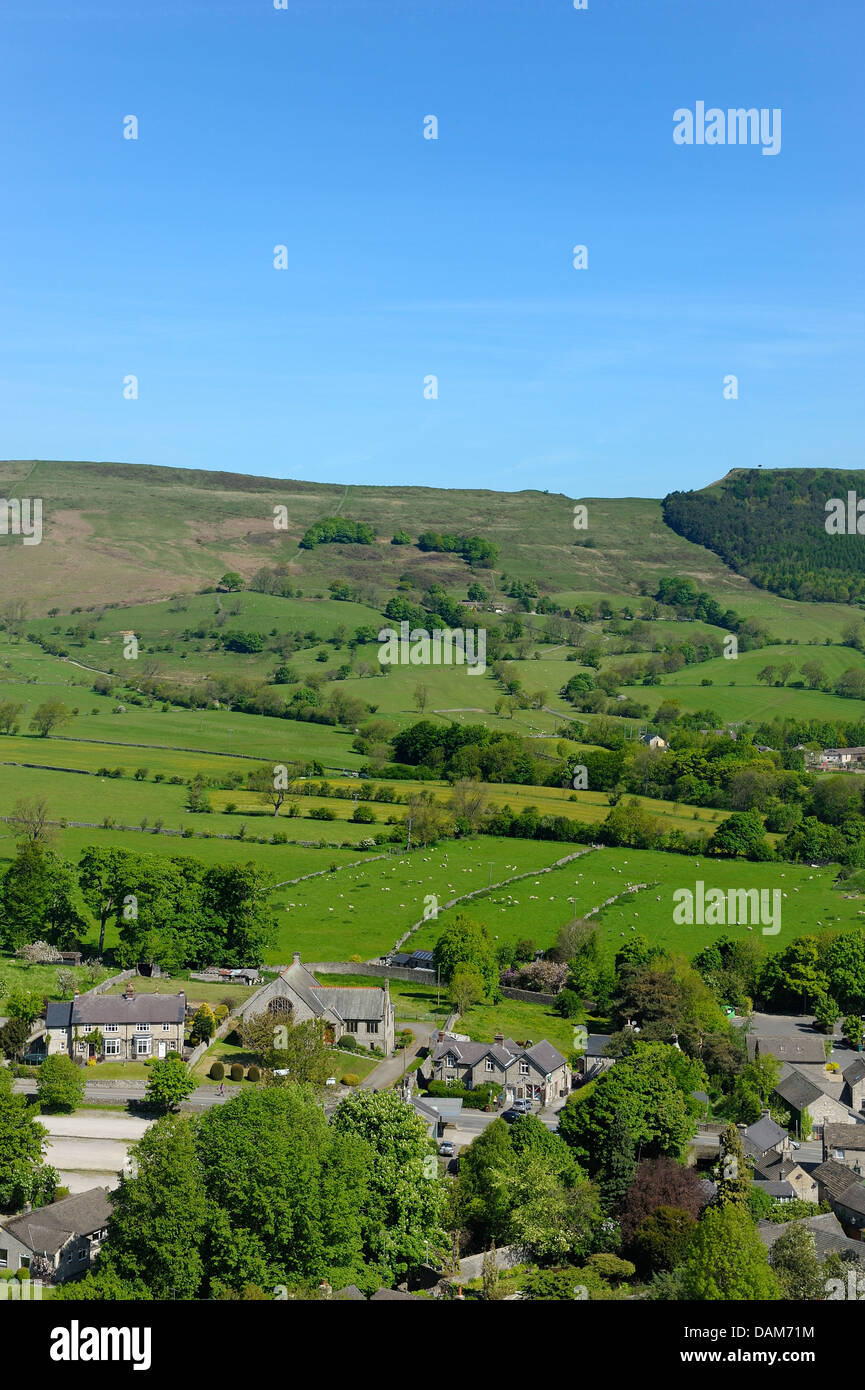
124 982 134 1000
292 951 301 966
494 1032 504 1046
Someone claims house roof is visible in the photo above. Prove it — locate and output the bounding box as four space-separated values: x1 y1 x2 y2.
412 1097 463 1122
313 986 388 1023
585 1034 612 1057
753 1180 795 1199
1 1188 112 1255
835 1184 865 1216
431 1033 566 1076
824 1124 865 1153
743 1115 787 1156
812 1159 862 1199
45 994 185 1028
747 1034 827 1064
844 1057 865 1085
773 1069 824 1111
758 1213 865 1265
333 1285 365 1301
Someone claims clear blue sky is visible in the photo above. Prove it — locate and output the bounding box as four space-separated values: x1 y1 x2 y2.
0 0 861 496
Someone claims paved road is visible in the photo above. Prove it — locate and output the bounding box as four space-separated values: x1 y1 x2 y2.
12 1078 229 1110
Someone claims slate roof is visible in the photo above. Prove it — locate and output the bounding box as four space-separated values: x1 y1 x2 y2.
835 1184 865 1217
774 1069 824 1111
747 1035 827 1064
333 1285 365 1301
758 1213 865 1265
585 1034 612 1057
313 987 388 1022
743 1115 787 1156
411 1097 463 1122
752 1180 795 1199
812 1159 862 1199
431 1033 566 1076
824 1124 865 1154
844 1057 865 1085
45 994 185 1028
1 1188 112 1255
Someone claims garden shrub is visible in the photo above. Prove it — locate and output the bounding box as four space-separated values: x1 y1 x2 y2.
209 1061 224 1081
247 1065 261 1083
230 1063 244 1082
341 1073 360 1086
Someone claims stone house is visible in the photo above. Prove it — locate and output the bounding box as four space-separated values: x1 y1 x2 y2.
811 1160 865 1240
773 1067 854 1139
574 1033 616 1081
44 983 186 1063
427 1032 570 1106
0 1188 112 1282
844 1057 865 1115
238 953 395 1056
822 1124 865 1175
741 1112 791 1164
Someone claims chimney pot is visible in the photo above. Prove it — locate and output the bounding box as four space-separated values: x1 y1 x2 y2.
292 951 301 966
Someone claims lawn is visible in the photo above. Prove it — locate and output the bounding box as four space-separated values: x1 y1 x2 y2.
103 975 258 1007
0 956 112 1015
408 847 865 961
457 996 575 1057
191 1037 380 1085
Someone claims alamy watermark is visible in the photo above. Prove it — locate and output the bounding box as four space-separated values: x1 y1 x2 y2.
673 881 781 936
378 622 486 676
673 103 781 157
0 497 42 545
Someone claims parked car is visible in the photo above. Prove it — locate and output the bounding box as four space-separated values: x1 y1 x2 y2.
501 1109 520 1123
439 1140 455 1158
511 1098 533 1113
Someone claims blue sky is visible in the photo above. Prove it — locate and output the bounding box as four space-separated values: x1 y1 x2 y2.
0 0 861 496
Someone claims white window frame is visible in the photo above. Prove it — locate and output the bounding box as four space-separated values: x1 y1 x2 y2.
519 1061 530 1076
104 1023 119 1034
104 1039 121 1057
136 1023 151 1034
136 1038 152 1057
162 1022 172 1032
485 1059 495 1072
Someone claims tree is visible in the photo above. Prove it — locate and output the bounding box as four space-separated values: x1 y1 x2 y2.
413 683 429 714
219 572 245 591
714 1124 751 1207
843 1014 865 1050
708 810 773 861
433 913 498 998
768 1223 826 1300
0 843 84 951
190 1003 216 1044
447 779 489 835
29 700 72 737
145 1055 196 1112
632 1205 696 1274
618 1157 706 1243
481 1246 502 1300
270 1017 335 1088
0 700 23 734
490 1151 602 1263
800 660 826 690
681 1205 780 1300
10 797 52 846
0 1015 31 1060
5 986 43 1026
813 993 841 1033
450 1118 516 1247
37 1055 86 1113
15 939 57 965
98 1114 209 1298
0 1067 56 1211
449 965 484 1017
559 1043 698 1172
246 764 289 817
331 1090 448 1282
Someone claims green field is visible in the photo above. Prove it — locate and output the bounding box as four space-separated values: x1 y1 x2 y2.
408 847 865 960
